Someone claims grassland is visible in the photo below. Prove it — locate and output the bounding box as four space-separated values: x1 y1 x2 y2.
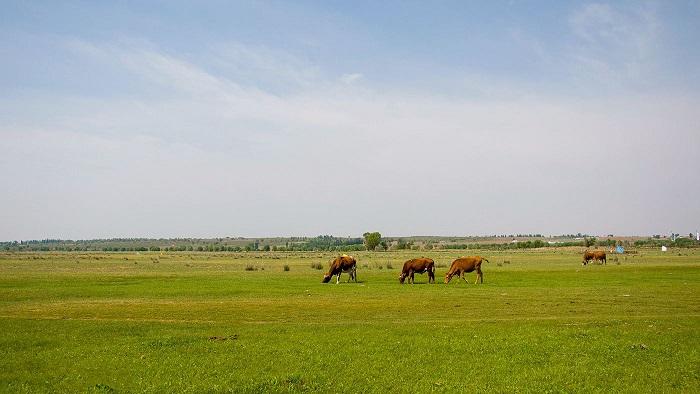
0 249 698 393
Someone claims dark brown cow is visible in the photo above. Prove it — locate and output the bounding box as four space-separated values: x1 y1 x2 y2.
399 257 435 284
444 256 489 284
322 255 357 284
582 250 606 265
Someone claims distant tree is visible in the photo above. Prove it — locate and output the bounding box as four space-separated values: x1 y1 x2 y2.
363 232 382 251
395 238 412 250
584 237 596 247
674 238 694 247
379 241 388 251
262 244 271 251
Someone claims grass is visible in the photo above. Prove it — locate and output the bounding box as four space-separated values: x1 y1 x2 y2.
0 249 698 393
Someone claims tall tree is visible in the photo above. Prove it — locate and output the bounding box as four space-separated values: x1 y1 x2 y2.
363 232 382 251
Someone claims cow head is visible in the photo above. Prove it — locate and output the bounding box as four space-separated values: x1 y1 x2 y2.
399 272 406 284
444 273 452 284
322 274 332 283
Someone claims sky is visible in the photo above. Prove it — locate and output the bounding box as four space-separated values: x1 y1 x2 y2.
1 1 699 240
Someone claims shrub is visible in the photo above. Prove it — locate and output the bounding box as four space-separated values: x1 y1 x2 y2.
283 265 290 271
386 263 393 269
245 264 257 271
310 262 323 270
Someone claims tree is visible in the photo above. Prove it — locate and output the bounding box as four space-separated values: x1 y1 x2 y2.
584 237 596 247
363 232 382 251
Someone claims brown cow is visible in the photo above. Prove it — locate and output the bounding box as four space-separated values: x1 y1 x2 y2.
444 256 489 284
594 251 607 265
322 255 357 284
399 258 435 284
582 250 606 265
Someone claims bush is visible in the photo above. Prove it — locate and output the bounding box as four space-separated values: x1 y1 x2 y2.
310 262 323 270
244 264 257 271
283 265 290 271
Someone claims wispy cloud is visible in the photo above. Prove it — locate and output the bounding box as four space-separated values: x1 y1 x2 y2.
1 36 698 239
340 73 363 85
567 2 660 85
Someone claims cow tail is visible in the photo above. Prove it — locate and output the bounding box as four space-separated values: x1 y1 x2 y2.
483 258 490 263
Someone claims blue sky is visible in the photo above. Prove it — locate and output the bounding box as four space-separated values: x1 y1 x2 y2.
1 1 699 239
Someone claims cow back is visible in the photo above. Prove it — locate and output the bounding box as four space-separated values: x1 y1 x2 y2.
402 257 434 273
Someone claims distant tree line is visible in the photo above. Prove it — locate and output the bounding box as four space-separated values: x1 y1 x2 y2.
0 235 365 252
2 234 698 252
634 237 697 248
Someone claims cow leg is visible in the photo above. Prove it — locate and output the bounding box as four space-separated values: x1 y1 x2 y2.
336 273 341 284
429 269 435 284
476 267 483 284
410 270 415 284
460 272 469 284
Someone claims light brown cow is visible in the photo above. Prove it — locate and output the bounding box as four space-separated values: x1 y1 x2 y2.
322 255 357 284
444 256 489 284
582 250 606 265
399 257 435 284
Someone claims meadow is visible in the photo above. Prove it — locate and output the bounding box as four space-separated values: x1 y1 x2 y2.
0 249 698 393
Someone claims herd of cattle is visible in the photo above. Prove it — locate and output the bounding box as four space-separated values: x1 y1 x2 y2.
322 254 489 284
321 251 608 284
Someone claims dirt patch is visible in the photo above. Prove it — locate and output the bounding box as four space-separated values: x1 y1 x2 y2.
208 334 238 341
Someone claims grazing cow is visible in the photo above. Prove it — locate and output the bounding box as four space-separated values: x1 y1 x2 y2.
399 257 435 284
593 251 606 265
322 255 357 284
582 251 607 265
444 256 489 284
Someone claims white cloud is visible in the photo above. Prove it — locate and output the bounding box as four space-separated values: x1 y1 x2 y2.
1 39 699 239
567 2 660 84
340 73 363 85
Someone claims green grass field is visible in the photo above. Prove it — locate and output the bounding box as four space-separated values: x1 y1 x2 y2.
0 250 698 393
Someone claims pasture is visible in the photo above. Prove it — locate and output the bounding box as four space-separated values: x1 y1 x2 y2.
0 249 698 393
